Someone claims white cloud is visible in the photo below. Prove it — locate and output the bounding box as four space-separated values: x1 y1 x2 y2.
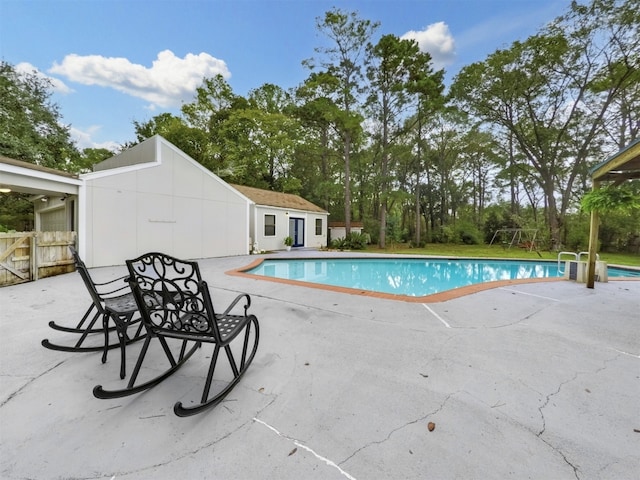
15 62 74 94
401 22 456 70
49 50 230 108
70 125 120 152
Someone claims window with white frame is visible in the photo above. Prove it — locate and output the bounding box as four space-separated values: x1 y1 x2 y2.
264 214 276 236
315 218 322 235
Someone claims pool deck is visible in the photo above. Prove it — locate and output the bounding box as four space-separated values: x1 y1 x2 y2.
1 250 639 479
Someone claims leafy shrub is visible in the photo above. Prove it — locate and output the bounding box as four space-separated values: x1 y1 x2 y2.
346 232 367 249
331 237 347 249
331 232 367 250
459 230 481 245
581 185 640 214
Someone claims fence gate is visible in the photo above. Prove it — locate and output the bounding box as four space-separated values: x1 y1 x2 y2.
0 231 76 287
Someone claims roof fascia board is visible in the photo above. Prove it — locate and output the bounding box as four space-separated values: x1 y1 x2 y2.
590 140 640 181
80 160 160 180
255 204 328 215
0 162 83 186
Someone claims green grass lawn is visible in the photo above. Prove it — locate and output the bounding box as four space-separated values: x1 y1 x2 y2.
365 243 640 267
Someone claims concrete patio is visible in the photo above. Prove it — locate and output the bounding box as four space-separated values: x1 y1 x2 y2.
1 251 639 479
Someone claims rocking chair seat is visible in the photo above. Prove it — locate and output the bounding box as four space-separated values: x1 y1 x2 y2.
93 252 260 417
41 247 145 379
104 293 138 312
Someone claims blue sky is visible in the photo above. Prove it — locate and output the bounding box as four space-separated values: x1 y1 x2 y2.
1 0 572 151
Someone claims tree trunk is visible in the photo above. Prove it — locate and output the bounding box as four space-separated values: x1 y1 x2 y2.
415 170 421 246
344 132 351 237
545 184 561 250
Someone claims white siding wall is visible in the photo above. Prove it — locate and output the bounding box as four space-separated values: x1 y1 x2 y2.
83 138 249 267
34 196 76 232
251 206 328 252
328 226 363 242
251 206 288 252
305 213 328 248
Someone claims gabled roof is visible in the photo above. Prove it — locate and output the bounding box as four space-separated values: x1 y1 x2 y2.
230 184 327 214
82 135 244 201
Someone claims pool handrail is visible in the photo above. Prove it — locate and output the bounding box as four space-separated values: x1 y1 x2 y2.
578 251 599 263
557 252 577 276
557 251 600 276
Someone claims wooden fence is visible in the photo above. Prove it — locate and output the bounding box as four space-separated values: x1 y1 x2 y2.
0 231 76 287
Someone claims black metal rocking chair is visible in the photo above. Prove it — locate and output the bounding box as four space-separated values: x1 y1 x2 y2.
41 246 145 379
93 252 260 417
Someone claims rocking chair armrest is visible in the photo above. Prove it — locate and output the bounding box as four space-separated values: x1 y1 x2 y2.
92 274 129 288
93 275 131 297
219 293 252 317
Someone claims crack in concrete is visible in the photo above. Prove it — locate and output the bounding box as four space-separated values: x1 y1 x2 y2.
92 393 280 480
537 355 618 436
0 360 65 408
536 379 566 437
534 355 619 480
428 302 553 330
484 303 552 329
538 435 581 480
338 391 459 467
227 290 361 319
252 415 357 480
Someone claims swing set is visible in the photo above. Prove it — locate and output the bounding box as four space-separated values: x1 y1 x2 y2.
489 228 539 252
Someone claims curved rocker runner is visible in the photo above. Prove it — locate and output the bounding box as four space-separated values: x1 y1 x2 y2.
42 246 145 379
93 252 260 417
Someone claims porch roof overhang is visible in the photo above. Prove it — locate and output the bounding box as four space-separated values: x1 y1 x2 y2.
590 138 640 184
0 156 82 196
585 139 640 289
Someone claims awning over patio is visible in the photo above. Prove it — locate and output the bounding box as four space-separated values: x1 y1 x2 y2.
586 139 640 287
0 156 82 196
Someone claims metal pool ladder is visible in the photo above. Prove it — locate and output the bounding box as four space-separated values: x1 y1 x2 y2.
557 251 599 276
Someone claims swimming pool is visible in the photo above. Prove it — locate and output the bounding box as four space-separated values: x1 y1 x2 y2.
239 257 640 300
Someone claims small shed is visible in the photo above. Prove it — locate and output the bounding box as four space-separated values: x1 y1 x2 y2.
230 184 328 252
328 222 364 242
81 136 251 267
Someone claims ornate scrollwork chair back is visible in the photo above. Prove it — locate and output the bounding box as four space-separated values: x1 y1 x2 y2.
128 254 222 340
93 251 260 417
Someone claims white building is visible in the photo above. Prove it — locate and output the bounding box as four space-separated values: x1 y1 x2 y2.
1 135 328 270
232 184 328 253
80 135 250 267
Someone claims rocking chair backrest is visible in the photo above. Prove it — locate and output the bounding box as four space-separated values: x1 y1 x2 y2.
125 252 223 341
69 246 109 314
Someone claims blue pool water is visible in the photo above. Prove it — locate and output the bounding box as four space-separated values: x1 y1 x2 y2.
246 258 640 297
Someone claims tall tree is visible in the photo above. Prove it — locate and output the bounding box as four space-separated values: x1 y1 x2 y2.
75 147 116 174
450 0 639 249
0 61 81 231
0 61 79 169
180 74 248 173
303 8 378 234
294 73 344 212
133 113 210 166
459 128 500 226
220 84 302 190
424 110 467 230
366 34 440 247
